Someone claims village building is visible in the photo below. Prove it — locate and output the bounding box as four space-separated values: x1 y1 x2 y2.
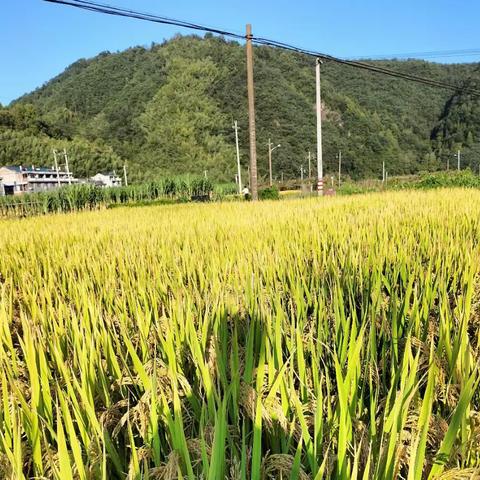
0 166 78 195
90 172 122 188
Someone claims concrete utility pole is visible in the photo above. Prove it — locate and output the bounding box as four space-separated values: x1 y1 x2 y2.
308 151 311 178
315 58 323 195
63 149 72 185
246 24 258 201
382 161 385 183
338 150 342 186
267 139 281 186
53 149 61 187
233 121 242 194
123 163 128 186
268 139 273 187
457 150 461 171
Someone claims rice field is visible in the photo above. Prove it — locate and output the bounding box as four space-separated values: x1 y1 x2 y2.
1 189 480 479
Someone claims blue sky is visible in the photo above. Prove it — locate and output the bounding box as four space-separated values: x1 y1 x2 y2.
1 0 479 105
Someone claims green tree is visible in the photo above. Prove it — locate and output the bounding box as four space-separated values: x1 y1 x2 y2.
9 35 480 180
138 57 233 180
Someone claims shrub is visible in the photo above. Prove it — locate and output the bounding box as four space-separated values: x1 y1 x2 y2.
259 185 280 200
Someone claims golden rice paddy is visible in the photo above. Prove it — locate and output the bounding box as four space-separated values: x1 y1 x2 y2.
1 190 480 479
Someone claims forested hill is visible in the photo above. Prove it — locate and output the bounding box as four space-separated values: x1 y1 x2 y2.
2 34 480 182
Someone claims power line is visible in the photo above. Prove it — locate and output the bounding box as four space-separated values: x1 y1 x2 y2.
253 37 480 95
43 0 246 39
43 0 480 97
346 48 480 61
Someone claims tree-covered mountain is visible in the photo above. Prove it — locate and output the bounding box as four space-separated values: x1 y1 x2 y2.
2 34 480 182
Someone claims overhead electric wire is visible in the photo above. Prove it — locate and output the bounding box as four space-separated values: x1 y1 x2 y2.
43 0 480 97
346 48 480 60
43 0 246 39
253 37 480 95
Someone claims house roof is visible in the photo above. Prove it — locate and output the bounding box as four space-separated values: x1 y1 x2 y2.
0 166 22 173
92 172 121 178
0 165 60 174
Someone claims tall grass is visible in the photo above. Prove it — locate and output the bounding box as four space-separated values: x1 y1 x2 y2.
0 176 215 218
1 190 480 478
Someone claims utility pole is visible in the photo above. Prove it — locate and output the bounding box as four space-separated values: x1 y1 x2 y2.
268 138 273 187
382 161 385 183
338 150 342 186
300 165 304 182
53 149 61 187
267 139 281 186
447 156 449 171
457 150 461 171
233 120 242 194
123 163 128 186
308 151 312 179
246 24 258 201
63 149 72 185
315 58 323 195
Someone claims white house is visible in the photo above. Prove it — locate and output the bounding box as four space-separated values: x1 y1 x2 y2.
91 172 122 188
0 165 78 195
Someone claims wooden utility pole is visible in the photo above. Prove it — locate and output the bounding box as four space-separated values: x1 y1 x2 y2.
315 59 323 195
246 24 258 200
53 149 61 187
123 163 128 186
233 121 242 194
